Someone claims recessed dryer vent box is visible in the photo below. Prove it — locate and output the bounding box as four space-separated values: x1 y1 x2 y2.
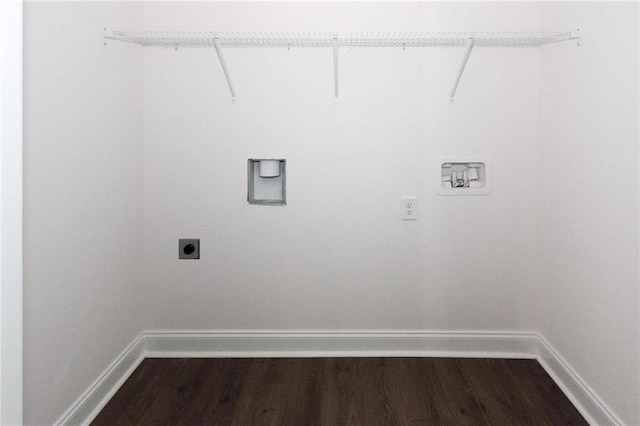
248 159 286 205
436 158 491 195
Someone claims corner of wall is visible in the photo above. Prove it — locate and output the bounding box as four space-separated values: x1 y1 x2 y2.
23 2 146 424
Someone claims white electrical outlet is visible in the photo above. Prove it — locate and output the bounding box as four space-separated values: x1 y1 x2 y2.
401 196 418 220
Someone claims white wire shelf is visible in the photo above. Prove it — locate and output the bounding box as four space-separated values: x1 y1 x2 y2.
106 30 576 48
104 29 579 102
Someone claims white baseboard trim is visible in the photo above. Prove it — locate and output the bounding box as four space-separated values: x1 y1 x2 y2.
142 330 538 359
55 330 623 426
54 334 145 426
535 335 623 426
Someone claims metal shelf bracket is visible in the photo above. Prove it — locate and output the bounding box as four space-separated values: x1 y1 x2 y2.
572 28 581 46
450 37 475 102
213 38 236 102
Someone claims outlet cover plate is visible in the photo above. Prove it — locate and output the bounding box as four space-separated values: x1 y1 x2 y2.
401 196 418 220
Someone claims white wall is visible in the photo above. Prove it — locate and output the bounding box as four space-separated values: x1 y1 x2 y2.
0 0 24 423
23 3 143 425
539 3 639 425
22 2 640 425
141 2 543 332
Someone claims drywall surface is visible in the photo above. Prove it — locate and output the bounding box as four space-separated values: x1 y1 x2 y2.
23 3 143 425
539 3 639 424
0 0 24 423
142 2 543 331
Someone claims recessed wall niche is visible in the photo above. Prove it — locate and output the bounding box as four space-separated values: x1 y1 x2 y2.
247 159 286 205
436 158 491 196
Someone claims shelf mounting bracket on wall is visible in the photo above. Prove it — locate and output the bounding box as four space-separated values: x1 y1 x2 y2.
213 37 236 102
333 36 339 99
450 37 475 102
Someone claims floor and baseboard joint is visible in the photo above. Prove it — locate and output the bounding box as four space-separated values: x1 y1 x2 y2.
55 330 621 426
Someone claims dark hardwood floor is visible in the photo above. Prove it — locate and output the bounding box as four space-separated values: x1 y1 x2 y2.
92 358 587 425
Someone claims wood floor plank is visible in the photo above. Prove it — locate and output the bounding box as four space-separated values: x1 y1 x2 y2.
379 358 438 424
92 357 588 426
504 359 588 425
461 359 535 425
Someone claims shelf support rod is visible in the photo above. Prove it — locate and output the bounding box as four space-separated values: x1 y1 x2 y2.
333 37 339 98
450 37 475 102
213 38 236 102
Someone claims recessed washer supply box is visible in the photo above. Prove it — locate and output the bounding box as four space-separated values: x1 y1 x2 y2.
248 159 286 205
436 157 491 195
